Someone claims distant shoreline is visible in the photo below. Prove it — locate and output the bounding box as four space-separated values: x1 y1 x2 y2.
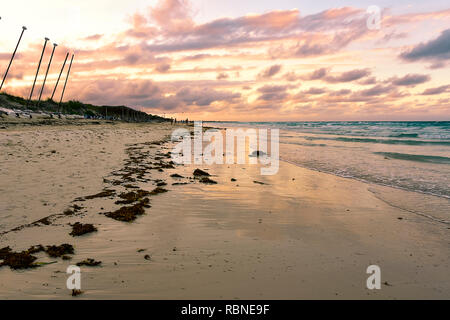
0 116 169 130
0 92 168 123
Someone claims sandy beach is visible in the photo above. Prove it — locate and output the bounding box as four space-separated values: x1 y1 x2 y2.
0 120 449 299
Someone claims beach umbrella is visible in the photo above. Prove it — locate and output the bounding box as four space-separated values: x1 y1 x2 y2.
0 26 27 91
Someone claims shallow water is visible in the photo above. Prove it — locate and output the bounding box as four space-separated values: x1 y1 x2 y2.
207 121 450 199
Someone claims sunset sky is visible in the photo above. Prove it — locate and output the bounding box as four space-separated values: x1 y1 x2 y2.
0 0 449 120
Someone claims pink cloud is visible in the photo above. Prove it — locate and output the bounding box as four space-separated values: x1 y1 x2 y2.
149 0 194 34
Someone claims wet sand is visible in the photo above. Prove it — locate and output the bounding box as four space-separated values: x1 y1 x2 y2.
0 121 449 299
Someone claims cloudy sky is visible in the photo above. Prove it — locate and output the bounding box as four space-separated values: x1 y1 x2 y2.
0 0 449 120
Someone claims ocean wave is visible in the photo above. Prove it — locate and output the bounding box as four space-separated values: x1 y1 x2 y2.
374 152 450 164
303 136 450 146
282 141 328 147
389 133 419 138
281 158 450 199
207 121 450 140
211 121 450 199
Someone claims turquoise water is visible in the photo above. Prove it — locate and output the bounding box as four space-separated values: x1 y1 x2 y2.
206 121 450 199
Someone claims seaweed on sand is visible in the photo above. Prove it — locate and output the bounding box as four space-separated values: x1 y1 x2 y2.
0 243 76 269
0 247 38 270
76 258 102 267
63 209 75 216
26 245 45 254
35 216 52 226
84 189 116 200
70 222 98 237
199 177 218 184
140 198 151 208
193 169 210 177
149 187 168 195
72 289 83 296
7 214 54 233
73 204 83 212
115 190 151 205
63 204 83 216
0 247 12 259
158 161 175 169
45 244 74 258
1 251 38 269
124 184 139 189
105 200 150 222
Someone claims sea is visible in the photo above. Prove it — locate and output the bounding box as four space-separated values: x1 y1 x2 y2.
205 121 450 199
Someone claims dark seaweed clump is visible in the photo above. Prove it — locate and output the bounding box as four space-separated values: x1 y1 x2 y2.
149 187 168 195
72 289 83 296
199 177 217 184
70 223 98 237
0 247 38 270
45 244 74 258
105 200 150 222
35 217 52 226
76 258 102 267
27 245 45 254
193 169 210 177
124 184 139 189
84 189 116 200
115 190 151 205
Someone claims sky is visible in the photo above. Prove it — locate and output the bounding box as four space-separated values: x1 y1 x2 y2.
0 0 449 121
